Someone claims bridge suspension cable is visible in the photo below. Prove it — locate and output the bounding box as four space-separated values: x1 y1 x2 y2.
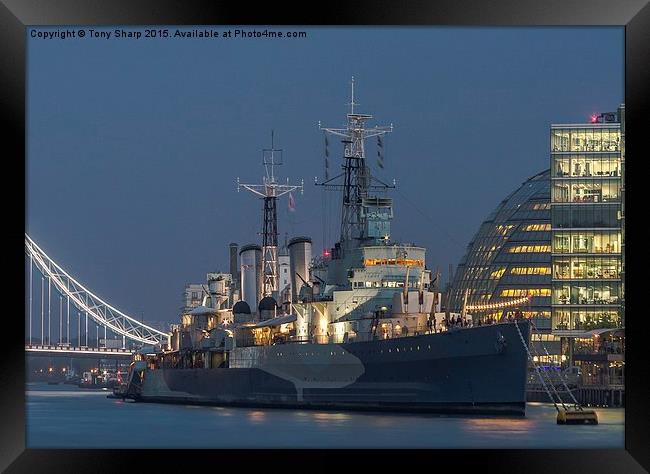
25 234 169 346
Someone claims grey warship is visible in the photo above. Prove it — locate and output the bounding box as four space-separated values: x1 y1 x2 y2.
124 81 532 415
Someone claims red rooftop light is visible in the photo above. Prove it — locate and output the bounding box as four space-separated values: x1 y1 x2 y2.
590 114 599 123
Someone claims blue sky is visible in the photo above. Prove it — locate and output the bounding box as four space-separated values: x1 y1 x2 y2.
27 26 623 324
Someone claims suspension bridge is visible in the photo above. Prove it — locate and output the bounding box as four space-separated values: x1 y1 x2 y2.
25 234 170 359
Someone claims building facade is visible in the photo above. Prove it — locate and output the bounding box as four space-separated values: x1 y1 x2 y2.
620 106 625 328
550 105 624 336
449 169 552 324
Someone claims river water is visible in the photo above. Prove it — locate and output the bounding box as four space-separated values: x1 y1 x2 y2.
26 383 624 449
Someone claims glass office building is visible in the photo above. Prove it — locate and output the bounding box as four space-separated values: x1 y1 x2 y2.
448 106 624 370
449 169 552 327
550 105 624 336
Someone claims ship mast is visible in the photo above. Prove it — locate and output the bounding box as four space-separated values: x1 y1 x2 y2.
238 131 303 300
318 77 394 246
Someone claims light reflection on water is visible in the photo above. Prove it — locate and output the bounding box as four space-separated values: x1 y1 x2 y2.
26 384 624 449
248 410 267 423
310 412 353 424
463 416 536 430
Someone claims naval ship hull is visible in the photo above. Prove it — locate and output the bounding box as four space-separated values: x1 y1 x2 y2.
136 321 531 415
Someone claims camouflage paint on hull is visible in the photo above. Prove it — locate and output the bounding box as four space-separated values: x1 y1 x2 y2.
138 321 530 415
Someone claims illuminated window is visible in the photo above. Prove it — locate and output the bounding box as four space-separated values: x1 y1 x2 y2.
523 224 551 231
489 268 506 279
495 224 515 236
533 203 551 210
500 288 551 297
510 267 552 275
508 245 551 253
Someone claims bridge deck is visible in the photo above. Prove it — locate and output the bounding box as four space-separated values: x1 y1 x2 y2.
26 344 134 358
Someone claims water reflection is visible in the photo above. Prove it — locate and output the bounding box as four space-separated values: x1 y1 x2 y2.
27 390 107 398
310 412 352 424
26 384 624 449
210 406 234 417
462 417 537 436
248 410 267 423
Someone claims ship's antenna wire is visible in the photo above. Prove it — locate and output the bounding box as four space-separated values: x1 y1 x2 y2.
321 183 327 255
332 185 339 250
393 187 465 249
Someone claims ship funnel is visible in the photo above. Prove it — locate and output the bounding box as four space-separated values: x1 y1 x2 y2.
288 236 312 303
239 244 262 314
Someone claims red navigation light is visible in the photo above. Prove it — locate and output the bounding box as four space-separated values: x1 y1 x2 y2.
590 114 599 123
323 249 330 257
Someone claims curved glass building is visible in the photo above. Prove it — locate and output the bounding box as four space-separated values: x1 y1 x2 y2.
448 169 552 329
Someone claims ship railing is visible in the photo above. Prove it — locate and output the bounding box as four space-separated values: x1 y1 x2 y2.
376 321 479 339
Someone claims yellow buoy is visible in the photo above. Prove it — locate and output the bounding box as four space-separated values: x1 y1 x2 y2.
557 408 598 425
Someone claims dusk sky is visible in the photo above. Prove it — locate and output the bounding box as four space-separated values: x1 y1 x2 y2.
27 26 623 326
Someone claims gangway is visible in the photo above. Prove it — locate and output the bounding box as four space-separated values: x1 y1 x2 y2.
514 320 598 425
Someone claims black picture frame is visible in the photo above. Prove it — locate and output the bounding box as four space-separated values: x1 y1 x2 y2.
2 0 648 471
